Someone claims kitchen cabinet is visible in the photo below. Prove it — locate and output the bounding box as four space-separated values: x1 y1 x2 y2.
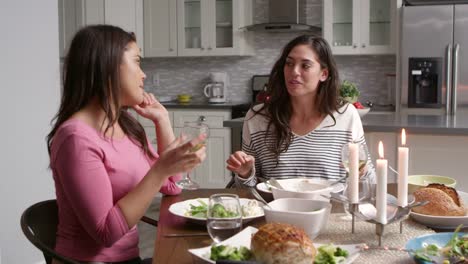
138 108 232 188
58 0 143 57
143 0 177 57
172 0 253 57
323 0 401 55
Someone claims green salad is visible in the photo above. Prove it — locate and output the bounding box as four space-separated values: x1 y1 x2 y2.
210 245 252 261
185 199 239 218
414 225 468 263
314 244 349 264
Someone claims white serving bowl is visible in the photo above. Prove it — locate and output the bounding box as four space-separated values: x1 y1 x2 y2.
263 198 331 239
356 107 370 117
270 178 335 201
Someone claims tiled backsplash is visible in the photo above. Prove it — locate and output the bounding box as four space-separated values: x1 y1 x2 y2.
142 0 396 104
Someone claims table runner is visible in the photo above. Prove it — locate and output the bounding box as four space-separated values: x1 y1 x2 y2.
314 214 435 263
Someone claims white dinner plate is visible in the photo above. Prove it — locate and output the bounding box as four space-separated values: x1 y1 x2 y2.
410 190 468 229
189 226 360 264
256 178 345 194
168 198 264 225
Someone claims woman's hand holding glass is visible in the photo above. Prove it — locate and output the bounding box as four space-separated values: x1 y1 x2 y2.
176 121 210 190
207 194 242 244
151 133 207 180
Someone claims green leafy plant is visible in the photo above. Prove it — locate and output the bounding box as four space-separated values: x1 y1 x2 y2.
340 80 360 103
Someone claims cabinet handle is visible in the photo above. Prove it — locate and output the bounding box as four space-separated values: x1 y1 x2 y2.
353 44 357 48
361 44 366 48
152 138 157 144
169 48 174 51
199 116 206 122
208 46 212 50
201 47 205 50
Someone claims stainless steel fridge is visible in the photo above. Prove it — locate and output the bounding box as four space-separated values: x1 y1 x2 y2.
400 3 468 115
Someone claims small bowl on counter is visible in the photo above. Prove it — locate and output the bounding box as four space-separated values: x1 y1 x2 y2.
408 175 457 194
177 94 192 103
263 198 331 239
356 107 370 117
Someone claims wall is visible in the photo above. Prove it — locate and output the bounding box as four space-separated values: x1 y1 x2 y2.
0 1 60 263
142 0 396 104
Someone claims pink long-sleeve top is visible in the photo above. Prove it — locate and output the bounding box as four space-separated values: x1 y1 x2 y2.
50 118 181 262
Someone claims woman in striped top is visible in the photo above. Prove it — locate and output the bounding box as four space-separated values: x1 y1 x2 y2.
226 35 375 187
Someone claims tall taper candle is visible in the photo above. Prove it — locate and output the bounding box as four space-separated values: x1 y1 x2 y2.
398 129 409 207
348 143 359 203
376 141 388 224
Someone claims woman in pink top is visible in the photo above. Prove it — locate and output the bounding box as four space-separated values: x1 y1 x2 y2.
46 25 206 264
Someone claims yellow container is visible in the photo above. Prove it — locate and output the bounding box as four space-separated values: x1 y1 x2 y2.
177 94 192 103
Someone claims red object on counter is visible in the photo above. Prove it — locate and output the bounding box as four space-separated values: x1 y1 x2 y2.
353 102 365 109
256 85 270 103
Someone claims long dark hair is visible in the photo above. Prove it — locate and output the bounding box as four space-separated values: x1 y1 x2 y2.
254 35 341 160
47 24 153 159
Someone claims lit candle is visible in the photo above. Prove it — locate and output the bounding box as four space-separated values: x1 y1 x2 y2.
348 142 359 203
376 141 388 224
398 129 409 207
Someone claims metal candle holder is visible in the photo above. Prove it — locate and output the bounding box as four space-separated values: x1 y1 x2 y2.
328 193 427 245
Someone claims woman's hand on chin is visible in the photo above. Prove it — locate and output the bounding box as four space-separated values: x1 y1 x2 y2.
133 92 169 123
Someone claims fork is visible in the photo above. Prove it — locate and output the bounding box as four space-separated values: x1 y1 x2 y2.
248 187 271 209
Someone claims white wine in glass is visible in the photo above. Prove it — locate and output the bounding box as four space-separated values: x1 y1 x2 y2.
176 121 209 190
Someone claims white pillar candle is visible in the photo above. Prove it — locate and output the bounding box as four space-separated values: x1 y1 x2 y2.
376 141 388 224
348 143 359 203
398 129 409 207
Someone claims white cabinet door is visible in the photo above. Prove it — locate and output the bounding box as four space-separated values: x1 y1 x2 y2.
323 0 399 55
144 0 177 57
58 0 79 57
104 0 144 54
406 135 468 192
176 0 253 57
59 0 144 57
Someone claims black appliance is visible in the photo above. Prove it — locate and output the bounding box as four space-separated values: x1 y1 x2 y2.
407 57 443 108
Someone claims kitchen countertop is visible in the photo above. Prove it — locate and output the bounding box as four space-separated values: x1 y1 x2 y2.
161 100 250 110
223 111 468 135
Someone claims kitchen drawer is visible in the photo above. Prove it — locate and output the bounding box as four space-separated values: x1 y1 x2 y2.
173 109 231 129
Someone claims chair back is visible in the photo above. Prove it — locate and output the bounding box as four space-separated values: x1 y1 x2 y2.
20 199 79 264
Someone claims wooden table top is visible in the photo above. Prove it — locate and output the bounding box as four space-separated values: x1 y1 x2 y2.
151 185 401 264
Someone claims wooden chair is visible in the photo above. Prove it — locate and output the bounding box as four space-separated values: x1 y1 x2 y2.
21 199 157 264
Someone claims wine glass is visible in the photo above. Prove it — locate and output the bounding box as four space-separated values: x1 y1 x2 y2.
206 194 242 244
176 121 209 190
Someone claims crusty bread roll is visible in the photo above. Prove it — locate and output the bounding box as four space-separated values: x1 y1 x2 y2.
251 222 316 264
412 184 466 216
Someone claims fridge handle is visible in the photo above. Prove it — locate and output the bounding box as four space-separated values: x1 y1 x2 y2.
446 44 452 115
452 43 460 115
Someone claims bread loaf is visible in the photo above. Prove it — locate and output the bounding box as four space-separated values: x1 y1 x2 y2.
251 222 316 264
412 184 466 216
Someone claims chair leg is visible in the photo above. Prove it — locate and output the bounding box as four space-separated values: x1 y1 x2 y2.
140 216 158 227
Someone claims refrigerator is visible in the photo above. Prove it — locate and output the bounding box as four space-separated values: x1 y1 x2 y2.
400 3 468 115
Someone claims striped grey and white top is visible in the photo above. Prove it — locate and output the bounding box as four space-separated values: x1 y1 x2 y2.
235 103 376 187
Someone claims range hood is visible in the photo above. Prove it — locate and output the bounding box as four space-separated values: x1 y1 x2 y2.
243 0 321 33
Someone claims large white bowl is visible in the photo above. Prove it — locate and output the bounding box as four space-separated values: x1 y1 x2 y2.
270 178 336 201
263 198 331 239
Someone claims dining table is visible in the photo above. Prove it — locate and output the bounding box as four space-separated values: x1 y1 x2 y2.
151 184 441 264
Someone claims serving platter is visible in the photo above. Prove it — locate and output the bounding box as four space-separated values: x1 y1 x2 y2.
410 190 468 229
168 198 264 225
189 226 360 264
